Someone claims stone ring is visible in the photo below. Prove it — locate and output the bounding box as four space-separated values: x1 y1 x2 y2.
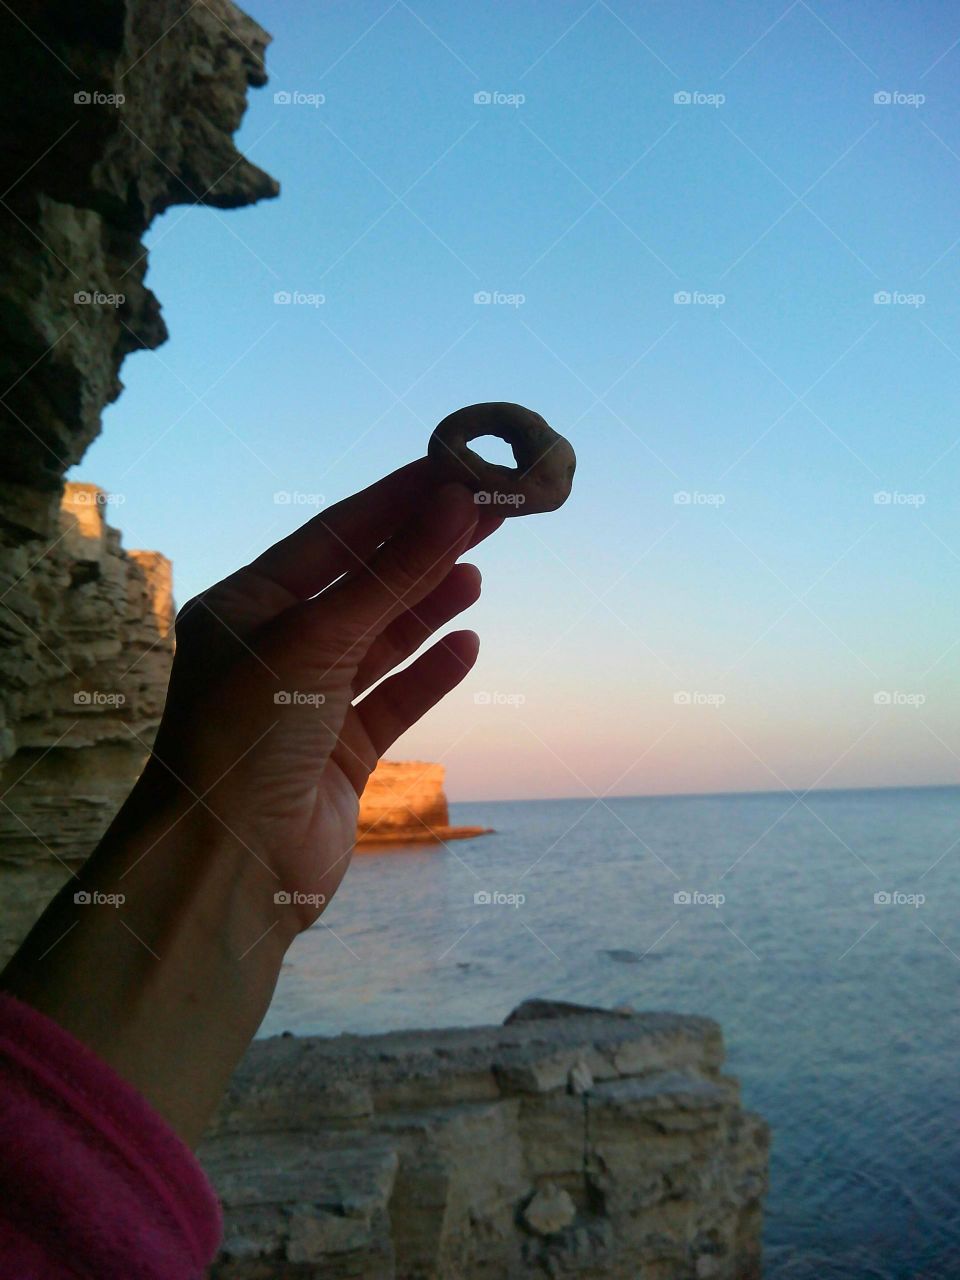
428 402 575 516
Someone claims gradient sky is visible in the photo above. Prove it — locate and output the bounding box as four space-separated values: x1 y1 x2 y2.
74 0 960 801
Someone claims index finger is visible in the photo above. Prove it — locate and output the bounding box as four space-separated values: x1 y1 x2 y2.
241 458 439 602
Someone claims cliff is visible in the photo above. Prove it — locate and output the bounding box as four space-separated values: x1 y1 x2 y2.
0 482 174 961
201 999 769 1279
0 0 278 957
357 760 492 844
0 1 279 758
0 0 277 530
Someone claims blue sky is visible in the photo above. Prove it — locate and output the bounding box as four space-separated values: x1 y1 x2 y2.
76 0 960 799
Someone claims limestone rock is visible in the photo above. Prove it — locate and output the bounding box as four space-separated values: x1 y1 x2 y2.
504 998 632 1024
203 1005 769 1279
358 761 448 836
568 1057 594 1095
0 0 278 502
0 0 276 957
522 1183 577 1236
356 760 491 844
0 484 175 961
207 1131 399 1278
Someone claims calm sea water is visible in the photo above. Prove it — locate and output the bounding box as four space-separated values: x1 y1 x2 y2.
262 786 960 1280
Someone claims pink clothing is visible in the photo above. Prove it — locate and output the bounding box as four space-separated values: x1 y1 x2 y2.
0 992 221 1278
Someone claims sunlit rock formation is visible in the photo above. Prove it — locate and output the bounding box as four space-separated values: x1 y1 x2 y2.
0 483 173 960
357 761 492 844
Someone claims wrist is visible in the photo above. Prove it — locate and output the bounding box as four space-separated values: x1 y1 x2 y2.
2 778 294 1145
100 774 300 955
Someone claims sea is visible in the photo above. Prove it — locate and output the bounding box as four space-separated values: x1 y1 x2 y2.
261 785 960 1280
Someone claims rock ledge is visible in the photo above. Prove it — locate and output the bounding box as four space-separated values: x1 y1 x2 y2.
202 1000 769 1279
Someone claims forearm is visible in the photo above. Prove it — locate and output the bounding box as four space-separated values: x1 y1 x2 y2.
0 775 294 1147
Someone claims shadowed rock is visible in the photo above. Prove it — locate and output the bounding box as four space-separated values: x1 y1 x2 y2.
202 1003 769 1279
0 0 277 954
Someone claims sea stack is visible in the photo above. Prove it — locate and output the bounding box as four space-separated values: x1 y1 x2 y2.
356 761 492 845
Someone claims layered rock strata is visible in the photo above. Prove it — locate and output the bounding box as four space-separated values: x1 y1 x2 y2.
357 761 492 845
202 1000 769 1279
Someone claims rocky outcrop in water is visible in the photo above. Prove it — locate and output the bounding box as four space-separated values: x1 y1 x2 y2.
357 761 492 844
201 1000 769 1279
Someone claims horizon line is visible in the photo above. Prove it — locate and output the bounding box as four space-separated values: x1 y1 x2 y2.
451 780 960 806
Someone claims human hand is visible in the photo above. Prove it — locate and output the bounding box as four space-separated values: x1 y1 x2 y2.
2 460 502 1143
138 459 502 934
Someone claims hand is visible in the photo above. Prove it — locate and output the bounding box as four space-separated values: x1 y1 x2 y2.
136 460 501 933
1 460 502 1143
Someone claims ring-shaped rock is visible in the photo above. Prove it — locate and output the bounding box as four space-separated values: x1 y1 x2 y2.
428 402 575 516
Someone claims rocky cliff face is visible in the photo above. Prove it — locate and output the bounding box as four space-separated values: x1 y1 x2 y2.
357 761 493 843
0 0 277 518
358 761 450 839
201 1000 769 1279
0 483 174 960
0 0 277 956
0 0 277 729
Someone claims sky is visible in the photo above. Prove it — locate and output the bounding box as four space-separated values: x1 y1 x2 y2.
74 0 960 801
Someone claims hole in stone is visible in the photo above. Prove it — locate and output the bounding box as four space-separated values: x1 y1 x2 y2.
69 561 100 588
470 434 516 468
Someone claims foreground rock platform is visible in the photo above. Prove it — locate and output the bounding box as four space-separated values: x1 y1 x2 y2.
201 1000 769 1279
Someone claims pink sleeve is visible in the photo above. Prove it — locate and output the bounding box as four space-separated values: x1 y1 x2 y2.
0 992 222 1279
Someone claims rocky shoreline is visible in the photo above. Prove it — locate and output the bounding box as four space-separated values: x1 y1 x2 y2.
202 999 769 1279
